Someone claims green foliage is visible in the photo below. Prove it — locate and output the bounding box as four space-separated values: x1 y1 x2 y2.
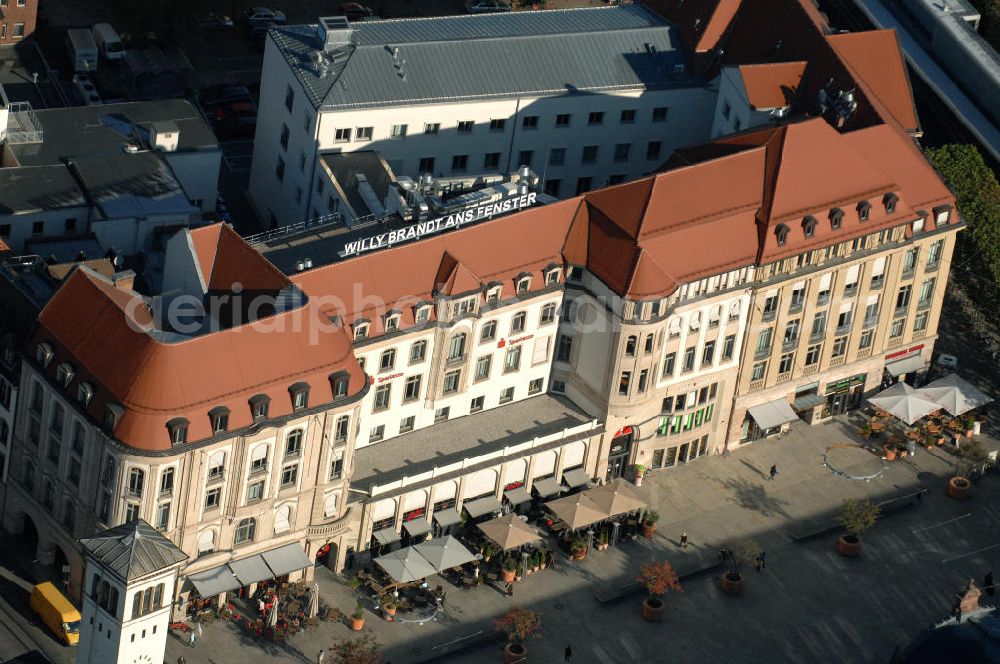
352 601 365 620
967 0 1000 52
925 144 1000 288
838 499 880 537
958 439 990 477
637 559 683 598
642 509 659 525
330 634 382 664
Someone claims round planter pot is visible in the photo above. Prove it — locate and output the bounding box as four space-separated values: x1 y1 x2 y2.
948 476 971 500
642 523 656 540
837 534 862 557
634 474 644 487
883 446 897 461
501 569 516 584
641 596 665 622
720 572 743 595
504 643 527 664
349 616 365 632
571 548 587 561
383 606 396 621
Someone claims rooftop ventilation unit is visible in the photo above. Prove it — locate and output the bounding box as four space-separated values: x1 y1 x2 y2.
317 16 352 52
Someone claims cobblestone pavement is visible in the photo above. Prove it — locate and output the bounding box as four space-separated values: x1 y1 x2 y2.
162 415 1000 664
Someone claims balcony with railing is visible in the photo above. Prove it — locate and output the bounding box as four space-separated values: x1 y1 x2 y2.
749 378 766 390
834 320 853 337
761 308 777 322
843 284 859 299
857 346 873 359
886 336 905 349
894 305 909 319
925 260 940 274
754 345 773 360
830 355 847 367
776 370 792 383
788 299 804 315
802 363 819 375
917 298 932 312
782 336 799 352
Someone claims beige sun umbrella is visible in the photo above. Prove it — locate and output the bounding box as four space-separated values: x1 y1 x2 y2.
306 583 319 620
545 492 606 530
587 478 647 518
267 600 278 628
477 513 543 550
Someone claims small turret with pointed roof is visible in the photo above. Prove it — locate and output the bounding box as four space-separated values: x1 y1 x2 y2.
79 519 187 583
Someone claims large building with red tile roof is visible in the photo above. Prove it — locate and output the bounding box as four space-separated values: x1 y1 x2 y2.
0 0 962 618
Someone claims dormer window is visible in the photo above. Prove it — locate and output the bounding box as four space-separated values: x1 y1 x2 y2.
166 417 189 445
78 382 95 407
249 394 270 420
775 224 789 246
802 216 817 238
353 321 369 340
209 407 230 434
329 372 350 399
36 342 54 367
883 192 899 214
383 311 401 332
289 382 310 411
857 200 871 222
104 403 124 433
568 266 583 282
830 207 844 230
933 204 952 226
56 362 76 388
414 304 431 323
515 274 531 294
545 267 561 285
486 284 502 305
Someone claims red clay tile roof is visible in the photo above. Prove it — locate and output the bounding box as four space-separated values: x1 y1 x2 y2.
827 30 920 134
34 268 364 452
0 237 11 255
738 62 807 110
190 224 290 294
434 252 482 296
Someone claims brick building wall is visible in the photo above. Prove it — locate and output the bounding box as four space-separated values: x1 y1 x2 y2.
0 0 38 45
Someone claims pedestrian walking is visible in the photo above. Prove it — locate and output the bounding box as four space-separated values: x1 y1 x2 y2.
177 657 186 664
188 630 196 648
565 644 573 662
317 649 325 664
679 532 688 548
754 555 763 572
769 464 778 480
759 550 767 569
506 582 514 597
986 571 995 597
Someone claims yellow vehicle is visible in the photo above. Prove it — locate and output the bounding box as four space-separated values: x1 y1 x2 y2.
29 582 81 645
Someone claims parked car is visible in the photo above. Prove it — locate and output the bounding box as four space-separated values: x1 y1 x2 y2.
244 7 287 25
338 3 373 20
465 0 511 12
213 101 258 123
200 84 253 111
196 13 235 31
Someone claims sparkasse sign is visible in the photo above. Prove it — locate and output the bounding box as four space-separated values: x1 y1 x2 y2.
339 192 538 258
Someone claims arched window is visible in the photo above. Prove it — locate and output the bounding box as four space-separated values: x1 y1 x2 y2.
883 192 899 214
829 207 844 229
235 517 256 544
708 307 722 328
689 312 701 331
775 224 789 246
624 335 637 356
127 468 144 498
667 317 681 338
802 216 817 238
274 505 292 534
131 590 142 619
857 200 871 221
207 451 225 480
447 333 467 361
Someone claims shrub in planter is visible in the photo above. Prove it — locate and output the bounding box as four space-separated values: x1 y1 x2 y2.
641 510 659 539
501 557 517 583
859 422 872 440
349 601 366 631
569 537 588 560
633 464 646 486
837 498 879 557
950 439 989 499
380 594 397 621
346 575 363 592
330 634 381 664
720 539 760 595
636 559 682 621
494 607 542 664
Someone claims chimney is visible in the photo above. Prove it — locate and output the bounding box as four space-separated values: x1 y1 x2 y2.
317 16 352 52
111 269 136 291
150 121 180 153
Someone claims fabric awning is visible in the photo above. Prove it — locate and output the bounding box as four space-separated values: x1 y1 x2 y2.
189 566 240 598
403 519 431 538
562 468 591 488
463 495 503 519
792 394 826 411
261 543 312 578
748 399 799 430
373 527 401 545
227 555 272 586
886 354 925 377
432 509 463 528
531 477 562 498
503 487 531 506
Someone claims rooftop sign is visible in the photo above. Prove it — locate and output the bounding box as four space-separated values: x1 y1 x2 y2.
340 192 538 258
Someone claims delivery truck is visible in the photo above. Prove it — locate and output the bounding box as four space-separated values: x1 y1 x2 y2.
66 28 99 73
30 582 81 645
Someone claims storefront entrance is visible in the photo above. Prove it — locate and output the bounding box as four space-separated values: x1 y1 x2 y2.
606 427 634 481
822 374 866 418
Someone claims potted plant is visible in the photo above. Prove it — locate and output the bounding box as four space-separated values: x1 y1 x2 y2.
569 537 588 561
596 530 609 551
346 575 363 592
837 498 880 557
858 422 872 440
949 439 989 499
720 539 760 595
636 559 682 621
330 634 381 664
494 607 542 664
924 435 937 450
633 464 646 487
533 551 541 571
882 435 902 461
380 594 397 621
483 542 497 563
539 548 549 570
641 510 659 539
501 557 517 583
349 601 366 631
963 416 976 438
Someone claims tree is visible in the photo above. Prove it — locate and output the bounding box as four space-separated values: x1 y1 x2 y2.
636 559 683 600
957 439 990 478
493 607 542 648
838 498 880 538
722 539 761 579
925 144 1000 292
329 634 381 664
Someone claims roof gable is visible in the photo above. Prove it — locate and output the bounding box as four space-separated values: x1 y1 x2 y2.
79 520 188 582
738 61 807 110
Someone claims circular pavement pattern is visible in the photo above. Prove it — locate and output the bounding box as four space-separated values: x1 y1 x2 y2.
823 443 888 481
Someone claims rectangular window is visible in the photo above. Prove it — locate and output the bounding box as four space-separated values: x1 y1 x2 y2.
275 156 285 182
522 115 538 129
913 311 929 332
510 312 526 334
156 503 170 530
556 335 572 363
757 327 773 353
646 141 662 160
896 285 912 310
452 154 469 171
504 346 522 373
285 85 295 112
576 177 592 194
247 480 265 502
528 378 544 395
334 127 351 143
370 425 385 442
831 336 847 358
702 340 715 366
582 146 598 164
481 321 498 342
435 407 450 422
391 124 408 138
457 120 474 133
588 111 604 125
927 239 943 266
410 340 427 364
637 370 649 393
613 143 630 163
683 347 695 371
778 352 794 374
280 124 290 150
918 278 935 307
489 118 506 131
398 416 415 434
443 370 461 394
549 147 566 166
356 126 373 141
280 464 298 487
205 487 221 510
663 352 676 377
335 415 349 442
652 107 669 122
751 361 767 381
517 150 533 167
419 157 435 173
403 375 422 402
374 385 391 411
555 113 571 127
551 380 566 394
499 387 515 404
811 311 827 339
424 123 440 135
722 335 736 360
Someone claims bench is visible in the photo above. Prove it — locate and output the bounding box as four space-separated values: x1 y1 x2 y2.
789 488 928 542
414 629 503 662
594 560 723 604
